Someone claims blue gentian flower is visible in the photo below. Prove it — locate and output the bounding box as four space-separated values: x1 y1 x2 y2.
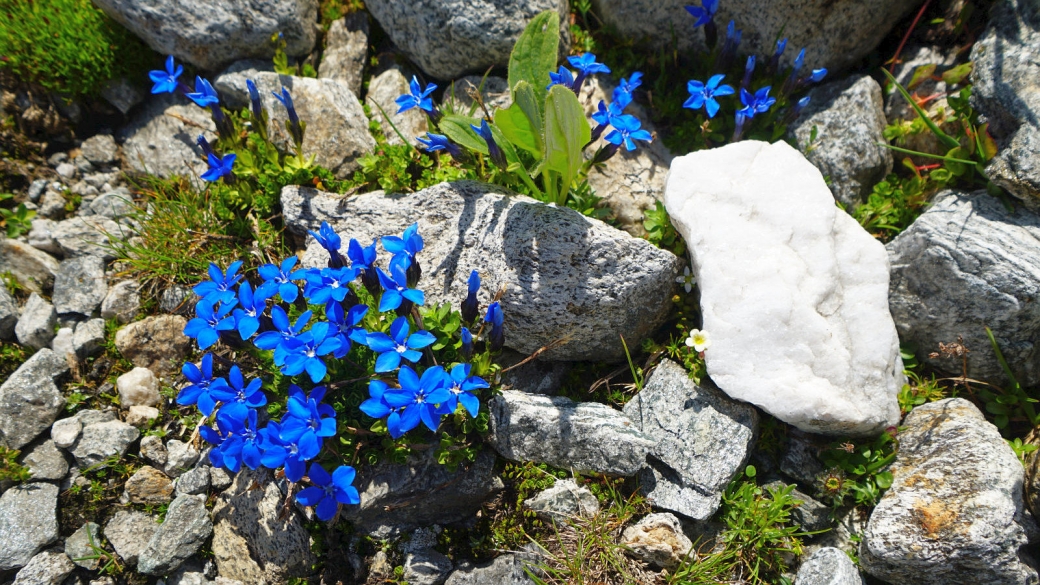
280 322 341 382
366 316 436 373
395 76 437 114
591 100 624 142
417 133 464 161
149 56 183 95
741 56 756 91
382 365 451 437
309 221 345 269
347 238 376 271
254 306 312 366
794 95 811 115
257 256 306 303
381 223 424 270
769 38 788 73
201 152 236 183
214 408 264 472
186 76 220 107
184 299 237 350
297 463 360 521
232 281 273 340
684 74 734 118
685 0 718 27
460 326 473 360
738 86 776 119
461 270 480 323
246 79 264 121
281 385 338 449
605 114 653 152
326 302 369 359
809 68 828 83
376 262 425 313
196 135 215 158
303 266 359 306
194 261 243 304
793 48 806 75
547 66 575 91
485 301 504 351
717 21 742 69
436 363 488 418
200 421 229 466
177 353 228 416
567 53 610 91
612 72 643 110
210 365 266 422
273 86 304 147
470 119 507 170
258 420 317 482
359 379 397 420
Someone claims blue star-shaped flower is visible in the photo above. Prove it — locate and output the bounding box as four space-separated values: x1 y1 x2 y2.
809 68 828 83
605 114 653 151
347 238 377 271
210 365 267 422
376 261 425 313
417 133 462 159
214 408 264 472
359 379 398 420
184 299 237 350
593 100 624 128
612 72 643 109
395 76 437 114
177 353 228 416
567 53 611 77
469 119 507 170
383 365 451 438
232 281 273 340
685 0 718 27
302 266 359 306
326 302 369 359
436 363 488 418
257 419 318 482
308 221 343 266
296 463 360 521
381 222 424 269
281 385 338 448
547 66 575 90
365 316 436 373
254 306 312 366
738 86 777 119
257 256 306 303
201 152 236 183
272 86 301 126
193 261 243 305
684 74 735 118
280 322 341 382
186 76 220 107
149 56 182 95
485 301 505 351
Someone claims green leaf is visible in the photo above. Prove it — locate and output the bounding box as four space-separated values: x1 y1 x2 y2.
439 114 488 154
495 81 543 156
941 62 973 86
875 471 893 489
907 64 936 90
508 11 560 104
882 68 961 151
542 85 591 194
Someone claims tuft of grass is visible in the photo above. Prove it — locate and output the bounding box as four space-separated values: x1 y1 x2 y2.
0 446 31 483
0 0 155 96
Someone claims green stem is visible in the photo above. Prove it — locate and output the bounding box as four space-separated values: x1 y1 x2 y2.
986 326 1037 424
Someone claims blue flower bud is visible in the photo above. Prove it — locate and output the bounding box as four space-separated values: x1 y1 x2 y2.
484 302 504 352
471 119 507 171
461 270 480 323
741 55 756 91
246 79 264 121
197 135 214 158
460 327 473 360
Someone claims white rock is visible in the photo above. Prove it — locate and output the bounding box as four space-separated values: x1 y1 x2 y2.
117 367 160 408
663 140 903 436
126 405 160 427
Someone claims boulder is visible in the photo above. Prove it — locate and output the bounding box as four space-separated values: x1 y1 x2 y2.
366 66 428 146
0 483 59 570
212 71 375 179
523 479 600 522
488 390 655 476
137 494 213 575
789 75 892 209
664 140 903 436
971 0 1040 210
888 190 1040 387
14 293 57 350
795 547 864 585
318 13 369 95
859 398 1038 585
114 315 191 375
623 359 758 520
365 0 569 80
284 181 681 361
0 239 60 293
0 285 18 340
52 255 107 317
0 349 68 450
591 0 923 73
210 470 316 584
68 419 140 468
403 549 454 585
92 0 317 71
124 466 174 505
104 510 159 566
100 280 141 324
21 440 69 482
11 551 74 585
121 95 216 187
620 513 693 570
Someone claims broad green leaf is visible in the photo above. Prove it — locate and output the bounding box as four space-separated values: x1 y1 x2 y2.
439 114 488 154
495 81 544 156
942 62 973 86
542 85 591 193
508 11 560 104
515 81 544 150
907 64 936 90
875 471 893 489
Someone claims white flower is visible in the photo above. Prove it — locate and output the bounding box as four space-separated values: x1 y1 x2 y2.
675 266 695 293
685 329 710 352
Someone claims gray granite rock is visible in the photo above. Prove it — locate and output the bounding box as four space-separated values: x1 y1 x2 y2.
443 75 512 112
344 449 503 538
174 466 211 496
51 418 82 450
318 13 368 95
137 494 213 575
789 75 892 209
489 390 655 476
159 284 192 315
50 327 75 363
124 465 174 505
445 548 543 585
366 66 428 146
0 483 59 570
164 440 200 478
209 466 232 490
88 189 134 220
65 522 101 570
620 513 693 569
139 435 168 468
971 0 1040 210
56 163 76 180
100 280 140 324
404 549 454 585
592 0 922 73
212 71 374 178
36 191 67 220
0 285 17 340
121 95 216 187
126 405 160 427
888 190 1040 387
284 181 681 361
22 440 69 482
523 478 599 523
93 0 317 71
0 349 68 450
623 359 758 520
859 398 1038 585
69 420 139 468
114 315 191 375
11 551 74 585
795 547 864 585
0 239 60 293
103 510 159 566
45 216 124 260
80 135 118 166
15 294 57 350
210 470 315 584
28 179 48 203
365 0 569 80
101 77 145 115
72 318 106 361
52 256 107 317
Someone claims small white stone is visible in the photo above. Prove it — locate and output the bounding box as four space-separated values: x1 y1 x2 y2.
117 367 161 408
126 405 160 427
51 327 76 360
663 140 903 436
51 417 82 449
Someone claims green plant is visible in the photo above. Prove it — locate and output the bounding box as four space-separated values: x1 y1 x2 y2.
1007 437 1038 466
0 193 36 237
0 341 28 380
0 0 154 96
0 446 31 483
978 326 1039 430
817 431 897 508
70 526 122 575
898 345 947 415
271 32 317 78
719 466 808 584
643 201 685 256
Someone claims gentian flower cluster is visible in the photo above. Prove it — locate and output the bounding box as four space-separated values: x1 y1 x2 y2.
178 222 501 521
